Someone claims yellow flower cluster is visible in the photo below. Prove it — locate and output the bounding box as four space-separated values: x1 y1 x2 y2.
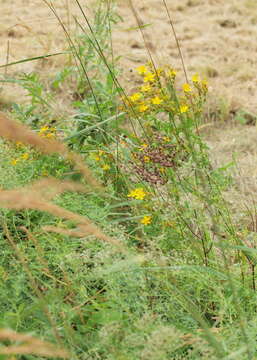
127 187 147 200
39 126 56 139
10 152 30 166
91 149 111 172
140 215 152 225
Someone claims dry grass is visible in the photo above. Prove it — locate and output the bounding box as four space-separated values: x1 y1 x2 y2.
0 112 102 189
113 0 257 113
0 112 123 247
0 328 69 358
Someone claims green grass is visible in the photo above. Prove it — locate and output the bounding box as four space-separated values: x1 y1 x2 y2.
0 0 257 359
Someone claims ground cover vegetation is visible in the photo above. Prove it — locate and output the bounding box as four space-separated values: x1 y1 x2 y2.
0 0 257 359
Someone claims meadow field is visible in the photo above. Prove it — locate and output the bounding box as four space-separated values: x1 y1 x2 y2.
0 0 257 359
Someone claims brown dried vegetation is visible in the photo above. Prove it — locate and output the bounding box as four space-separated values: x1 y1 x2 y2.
0 112 122 247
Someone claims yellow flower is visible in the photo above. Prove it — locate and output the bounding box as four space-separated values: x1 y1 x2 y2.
192 73 200 82
167 69 177 78
11 159 18 166
143 72 155 83
143 156 150 162
39 126 49 133
21 153 29 160
102 164 110 171
45 132 55 138
136 65 148 75
151 96 163 105
94 155 100 161
15 141 23 147
139 143 148 151
180 105 189 113
163 136 170 142
141 84 151 92
127 188 147 200
182 83 192 92
138 104 149 113
129 92 142 102
140 215 152 225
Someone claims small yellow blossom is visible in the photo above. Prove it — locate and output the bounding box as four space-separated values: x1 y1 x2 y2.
21 153 29 160
139 143 148 151
180 105 189 113
167 69 177 78
143 72 155 83
143 156 150 162
39 126 49 133
129 92 142 102
45 132 55 138
151 96 163 105
102 164 110 171
94 155 101 161
138 104 149 113
136 65 148 75
182 83 192 92
127 187 147 200
15 141 23 147
160 167 166 173
140 215 152 225
11 159 18 166
192 73 200 82
201 79 208 88
141 84 151 92
163 136 170 142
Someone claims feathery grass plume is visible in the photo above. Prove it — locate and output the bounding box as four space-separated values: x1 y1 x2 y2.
0 112 102 190
0 329 69 358
0 178 122 247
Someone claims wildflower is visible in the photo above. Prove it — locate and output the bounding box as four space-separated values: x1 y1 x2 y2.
156 68 163 76
45 132 55 138
11 159 18 166
143 72 155 83
160 167 166 173
39 126 49 133
192 73 200 82
102 164 110 171
201 79 208 89
129 92 142 102
139 143 148 151
93 155 100 161
143 156 150 162
180 105 189 113
15 141 23 147
167 69 177 78
127 187 147 200
151 96 163 105
136 65 148 75
182 83 192 92
21 153 29 160
141 84 151 92
163 136 170 142
140 215 152 225
138 104 149 113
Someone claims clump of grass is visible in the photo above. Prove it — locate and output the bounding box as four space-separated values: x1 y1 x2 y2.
0 328 69 358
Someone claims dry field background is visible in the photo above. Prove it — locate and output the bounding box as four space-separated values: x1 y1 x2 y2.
0 0 257 201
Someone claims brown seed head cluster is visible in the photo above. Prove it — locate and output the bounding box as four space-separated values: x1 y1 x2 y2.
131 134 188 185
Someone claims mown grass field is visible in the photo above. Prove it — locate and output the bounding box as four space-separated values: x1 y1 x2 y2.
0 1 257 359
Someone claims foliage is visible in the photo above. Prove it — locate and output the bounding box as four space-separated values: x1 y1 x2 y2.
0 0 256 359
